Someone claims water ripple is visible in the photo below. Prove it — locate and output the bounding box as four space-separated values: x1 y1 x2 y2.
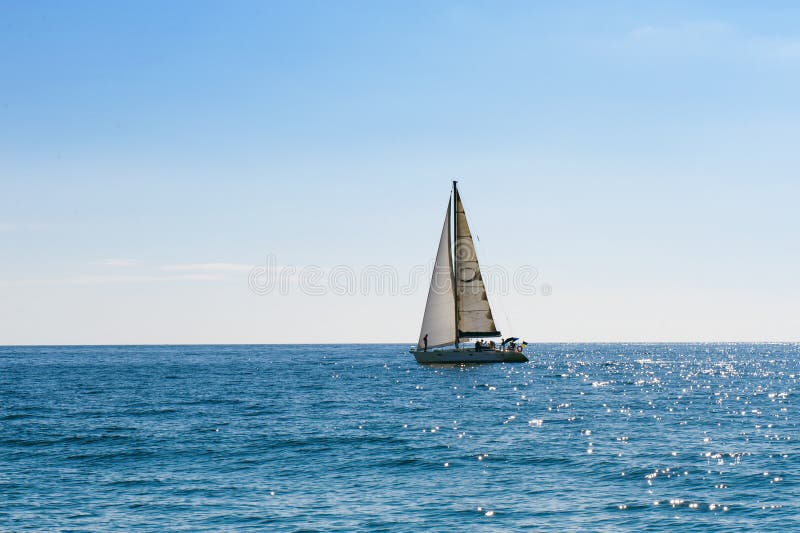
1 343 799 531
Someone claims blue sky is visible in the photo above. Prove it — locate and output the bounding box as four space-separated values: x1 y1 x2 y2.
1 1 799 344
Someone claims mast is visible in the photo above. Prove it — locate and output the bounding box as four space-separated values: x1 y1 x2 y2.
452 181 501 341
452 180 459 349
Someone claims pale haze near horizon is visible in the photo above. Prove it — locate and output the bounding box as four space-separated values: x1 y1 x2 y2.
2 1 799 345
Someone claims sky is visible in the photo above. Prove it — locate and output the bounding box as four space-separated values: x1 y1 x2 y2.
1 1 799 344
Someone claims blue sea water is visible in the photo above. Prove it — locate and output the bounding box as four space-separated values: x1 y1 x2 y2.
0 344 798 532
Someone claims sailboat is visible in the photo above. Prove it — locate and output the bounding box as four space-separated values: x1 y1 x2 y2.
411 182 528 364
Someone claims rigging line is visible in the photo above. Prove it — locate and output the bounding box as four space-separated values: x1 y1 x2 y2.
489 203 523 340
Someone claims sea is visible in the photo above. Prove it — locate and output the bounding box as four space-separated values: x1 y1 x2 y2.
1 343 798 532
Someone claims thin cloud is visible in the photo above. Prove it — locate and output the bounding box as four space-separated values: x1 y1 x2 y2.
754 36 800 61
0 222 49 231
0 273 227 287
99 258 140 267
160 262 254 273
69 274 227 285
0 261 253 287
630 20 732 41
627 20 800 63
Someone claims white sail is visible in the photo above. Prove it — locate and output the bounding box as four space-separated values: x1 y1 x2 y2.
417 203 456 349
454 189 500 337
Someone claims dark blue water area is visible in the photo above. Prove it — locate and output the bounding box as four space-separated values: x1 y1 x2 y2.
0 344 798 532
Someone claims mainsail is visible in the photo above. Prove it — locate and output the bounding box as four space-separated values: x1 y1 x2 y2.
417 203 457 349
454 187 500 338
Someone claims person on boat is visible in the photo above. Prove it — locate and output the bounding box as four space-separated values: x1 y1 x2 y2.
475 340 482 352
489 340 496 351
423 334 428 352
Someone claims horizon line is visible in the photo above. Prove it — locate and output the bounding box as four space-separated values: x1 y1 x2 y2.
2 340 799 348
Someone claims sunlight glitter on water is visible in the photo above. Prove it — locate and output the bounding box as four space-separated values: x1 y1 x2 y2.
2 343 800 531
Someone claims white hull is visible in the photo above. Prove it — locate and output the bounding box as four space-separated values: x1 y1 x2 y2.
411 348 528 364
